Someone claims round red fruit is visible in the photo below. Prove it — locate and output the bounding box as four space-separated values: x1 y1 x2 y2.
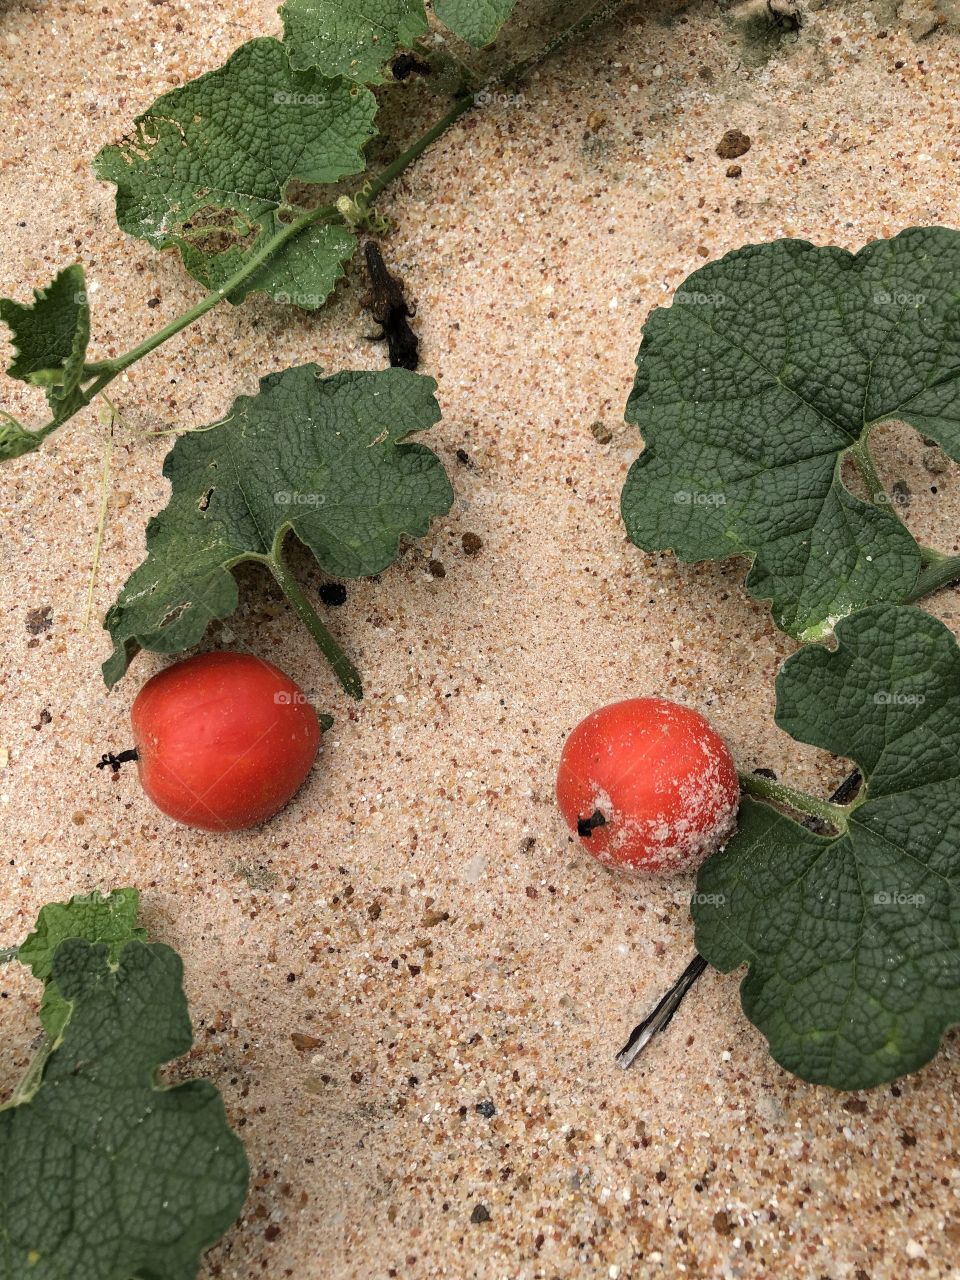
131 652 322 832
557 697 739 872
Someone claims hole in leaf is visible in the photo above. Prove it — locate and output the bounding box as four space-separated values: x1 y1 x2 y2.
160 603 190 627
181 206 258 256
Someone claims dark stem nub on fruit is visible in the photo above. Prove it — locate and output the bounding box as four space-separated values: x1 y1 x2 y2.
577 809 607 838
97 748 139 773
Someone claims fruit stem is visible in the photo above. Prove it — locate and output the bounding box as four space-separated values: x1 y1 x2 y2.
906 552 960 604
577 809 607 837
97 748 139 772
267 537 363 701
737 770 855 828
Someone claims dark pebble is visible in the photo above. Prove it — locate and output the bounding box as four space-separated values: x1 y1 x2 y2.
319 583 348 607
716 129 751 159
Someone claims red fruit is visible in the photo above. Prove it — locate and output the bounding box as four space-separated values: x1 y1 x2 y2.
556 697 739 872
131 652 321 832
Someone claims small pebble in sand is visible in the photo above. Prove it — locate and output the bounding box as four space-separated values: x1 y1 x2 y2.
25 606 52 635
923 446 948 474
461 532 483 556
726 164 743 178
428 559 447 578
716 129 751 159
590 420 614 443
470 1204 491 1224
290 1031 322 1051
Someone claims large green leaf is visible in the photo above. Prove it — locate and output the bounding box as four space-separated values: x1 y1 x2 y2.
621 228 960 642
18 889 146 1038
93 38 374 306
103 363 453 688
0 940 247 1280
281 0 429 81
694 603 960 1089
0 265 91 459
433 0 518 46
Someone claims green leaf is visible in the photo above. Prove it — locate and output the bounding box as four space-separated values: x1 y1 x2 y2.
93 37 376 305
281 0 429 82
102 363 453 689
694 603 960 1089
0 939 248 1280
0 265 91 457
433 0 518 46
621 227 960 642
18 888 146 1038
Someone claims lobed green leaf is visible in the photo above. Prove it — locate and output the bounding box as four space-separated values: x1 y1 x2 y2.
621 227 960 641
102 363 453 687
694 603 960 1089
0 939 248 1280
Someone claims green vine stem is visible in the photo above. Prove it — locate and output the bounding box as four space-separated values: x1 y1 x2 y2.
737 770 859 829
907 551 960 603
80 203 339 387
266 534 363 701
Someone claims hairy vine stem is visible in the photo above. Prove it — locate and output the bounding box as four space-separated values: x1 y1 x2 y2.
908 552 960 603
736 769 860 827
265 533 364 700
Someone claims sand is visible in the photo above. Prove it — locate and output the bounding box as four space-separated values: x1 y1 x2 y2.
1 0 960 1276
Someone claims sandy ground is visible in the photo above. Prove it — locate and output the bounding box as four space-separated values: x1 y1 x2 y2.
2 0 960 1276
